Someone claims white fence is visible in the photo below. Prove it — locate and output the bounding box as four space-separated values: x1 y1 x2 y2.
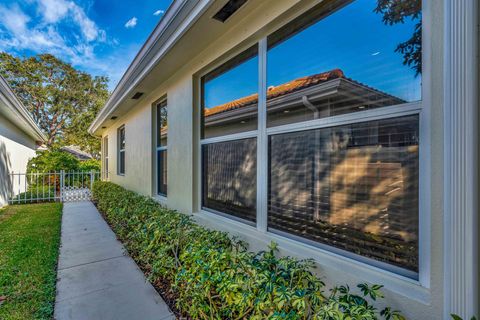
8 171 101 204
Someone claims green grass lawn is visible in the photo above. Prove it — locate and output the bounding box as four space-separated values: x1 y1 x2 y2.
0 203 62 320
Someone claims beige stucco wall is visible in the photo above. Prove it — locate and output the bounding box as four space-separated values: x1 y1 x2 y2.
100 0 448 318
0 113 37 206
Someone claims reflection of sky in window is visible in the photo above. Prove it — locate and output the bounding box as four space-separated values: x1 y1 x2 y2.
204 0 421 109
204 55 258 109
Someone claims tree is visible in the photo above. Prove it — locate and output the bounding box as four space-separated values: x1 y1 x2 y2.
0 53 109 157
375 0 422 76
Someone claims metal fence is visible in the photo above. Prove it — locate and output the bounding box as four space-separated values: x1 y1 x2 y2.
7 171 101 204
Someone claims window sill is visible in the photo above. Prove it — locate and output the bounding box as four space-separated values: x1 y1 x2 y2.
153 194 167 205
193 209 431 305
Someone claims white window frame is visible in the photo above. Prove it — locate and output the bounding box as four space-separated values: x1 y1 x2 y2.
117 125 125 176
155 98 168 198
197 0 431 291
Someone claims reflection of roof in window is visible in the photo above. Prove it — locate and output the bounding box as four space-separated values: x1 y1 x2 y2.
205 69 345 116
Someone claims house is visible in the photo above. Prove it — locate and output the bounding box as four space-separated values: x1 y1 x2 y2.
0 75 46 206
89 0 479 318
60 145 93 161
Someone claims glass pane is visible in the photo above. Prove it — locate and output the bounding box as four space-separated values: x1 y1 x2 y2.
119 151 125 174
104 137 108 156
268 115 419 273
119 127 125 150
105 159 108 178
157 100 167 147
202 138 257 223
266 0 421 128
157 150 167 196
202 46 258 139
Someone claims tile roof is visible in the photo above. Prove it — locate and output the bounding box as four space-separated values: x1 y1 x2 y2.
60 145 93 160
204 69 345 117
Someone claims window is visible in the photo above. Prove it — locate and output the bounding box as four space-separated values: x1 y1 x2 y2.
200 0 422 278
201 46 258 223
102 136 109 180
156 99 167 196
202 138 257 223
117 126 125 175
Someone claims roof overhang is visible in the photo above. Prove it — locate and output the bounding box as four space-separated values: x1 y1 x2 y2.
0 76 46 142
89 0 217 136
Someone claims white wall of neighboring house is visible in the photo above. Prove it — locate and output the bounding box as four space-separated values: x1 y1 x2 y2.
0 76 45 207
0 114 38 206
91 0 479 318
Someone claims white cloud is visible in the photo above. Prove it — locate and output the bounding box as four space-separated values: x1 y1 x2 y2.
0 1 141 90
36 0 104 42
0 2 109 81
124 17 137 28
125 17 138 29
153 9 164 16
37 0 69 23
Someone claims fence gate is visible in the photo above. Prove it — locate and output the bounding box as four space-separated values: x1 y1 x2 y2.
8 171 101 204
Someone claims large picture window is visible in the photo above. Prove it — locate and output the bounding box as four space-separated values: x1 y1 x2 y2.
200 0 422 278
156 99 167 196
117 126 125 175
201 46 258 223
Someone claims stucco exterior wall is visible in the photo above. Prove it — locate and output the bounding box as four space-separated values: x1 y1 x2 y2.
99 0 450 318
0 113 37 206
102 102 153 197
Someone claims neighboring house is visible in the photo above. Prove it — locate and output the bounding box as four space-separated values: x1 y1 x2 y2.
89 1 479 318
60 145 93 161
0 75 45 206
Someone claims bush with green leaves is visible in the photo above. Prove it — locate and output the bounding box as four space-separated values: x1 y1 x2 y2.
26 149 101 174
78 159 101 172
27 150 79 173
92 181 406 319
11 185 57 203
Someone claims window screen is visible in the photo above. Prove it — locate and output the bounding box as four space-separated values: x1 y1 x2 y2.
268 115 419 272
202 138 257 223
118 126 125 175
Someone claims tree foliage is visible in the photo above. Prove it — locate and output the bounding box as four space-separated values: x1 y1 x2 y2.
0 53 109 156
374 0 422 76
26 149 100 173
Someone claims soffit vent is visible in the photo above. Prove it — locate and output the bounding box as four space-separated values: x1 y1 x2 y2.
212 0 247 23
131 92 144 100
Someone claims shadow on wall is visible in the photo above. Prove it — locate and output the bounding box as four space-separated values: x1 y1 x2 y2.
0 142 13 205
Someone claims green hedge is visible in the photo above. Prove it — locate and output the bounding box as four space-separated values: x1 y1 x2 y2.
92 181 406 319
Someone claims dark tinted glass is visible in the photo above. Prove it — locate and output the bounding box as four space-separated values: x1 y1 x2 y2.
157 150 167 196
157 100 167 147
268 115 419 273
202 138 257 223
119 151 125 175
119 127 125 150
202 46 258 138
266 0 421 127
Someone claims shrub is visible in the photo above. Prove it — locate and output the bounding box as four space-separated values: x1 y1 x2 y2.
11 185 57 203
78 159 101 172
26 149 101 174
27 150 79 173
92 181 406 320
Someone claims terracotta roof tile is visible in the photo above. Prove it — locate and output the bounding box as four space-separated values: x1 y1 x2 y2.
204 69 345 117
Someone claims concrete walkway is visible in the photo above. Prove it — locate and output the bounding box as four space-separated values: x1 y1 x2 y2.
55 201 174 320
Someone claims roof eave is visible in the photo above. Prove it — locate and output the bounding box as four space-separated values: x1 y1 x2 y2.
0 76 47 142
89 0 214 136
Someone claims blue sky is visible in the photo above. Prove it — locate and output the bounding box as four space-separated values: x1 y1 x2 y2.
205 0 421 109
0 0 173 91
